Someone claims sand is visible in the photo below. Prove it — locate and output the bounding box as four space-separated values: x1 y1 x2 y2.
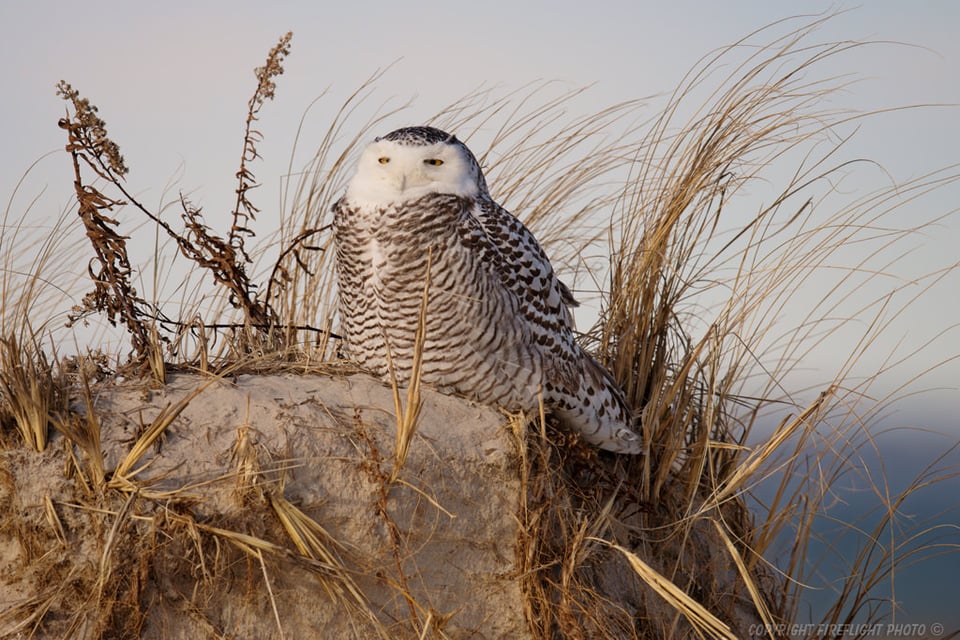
1 370 763 638
1 371 531 638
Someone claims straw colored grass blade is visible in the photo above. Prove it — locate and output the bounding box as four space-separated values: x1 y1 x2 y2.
596 539 739 640
52 372 106 491
256 548 286 640
269 493 380 626
712 519 776 636
43 494 67 546
108 377 219 487
387 250 431 482
708 388 834 509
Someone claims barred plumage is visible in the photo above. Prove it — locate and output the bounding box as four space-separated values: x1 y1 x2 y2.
332 126 641 454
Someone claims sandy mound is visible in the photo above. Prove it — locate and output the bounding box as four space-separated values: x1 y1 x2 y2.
1 370 763 638
1 371 529 638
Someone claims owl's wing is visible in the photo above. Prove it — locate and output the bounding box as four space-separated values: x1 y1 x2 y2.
447 198 580 393
471 199 579 332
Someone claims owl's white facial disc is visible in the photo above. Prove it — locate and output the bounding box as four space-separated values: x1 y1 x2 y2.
345 138 482 205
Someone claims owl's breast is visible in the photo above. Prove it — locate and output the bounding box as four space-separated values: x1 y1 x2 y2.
366 236 386 290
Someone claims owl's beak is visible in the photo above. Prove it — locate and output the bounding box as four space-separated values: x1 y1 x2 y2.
397 175 407 192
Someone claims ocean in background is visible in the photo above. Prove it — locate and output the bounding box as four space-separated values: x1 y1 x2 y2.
748 410 960 635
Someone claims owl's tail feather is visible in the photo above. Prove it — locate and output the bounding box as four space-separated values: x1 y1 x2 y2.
549 353 643 455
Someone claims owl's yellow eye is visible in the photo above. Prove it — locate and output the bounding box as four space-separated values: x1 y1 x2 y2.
378 157 390 164
423 158 444 166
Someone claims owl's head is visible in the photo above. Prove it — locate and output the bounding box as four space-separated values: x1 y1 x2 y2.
345 126 489 204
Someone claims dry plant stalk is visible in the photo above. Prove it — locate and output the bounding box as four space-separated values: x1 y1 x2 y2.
176 193 274 339
232 31 293 260
169 30 294 345
56 82 163 374
53 33 298 370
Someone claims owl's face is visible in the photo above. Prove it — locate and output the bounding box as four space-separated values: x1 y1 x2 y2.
345 127 486 205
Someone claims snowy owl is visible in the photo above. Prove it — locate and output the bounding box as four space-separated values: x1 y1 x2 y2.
331 126 641 454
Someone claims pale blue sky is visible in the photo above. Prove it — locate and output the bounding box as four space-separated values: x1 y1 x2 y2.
2 1 959 627
2 2 958 408
6 1 958 411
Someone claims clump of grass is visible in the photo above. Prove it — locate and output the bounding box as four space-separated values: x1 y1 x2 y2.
1 163 94 451
454 14 959 638
52 373 106 490
0 330 62 451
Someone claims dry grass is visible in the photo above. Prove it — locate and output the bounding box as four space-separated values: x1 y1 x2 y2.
1 12 958 640
0 331 62 451
1 185 83 451
386 249 431 482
